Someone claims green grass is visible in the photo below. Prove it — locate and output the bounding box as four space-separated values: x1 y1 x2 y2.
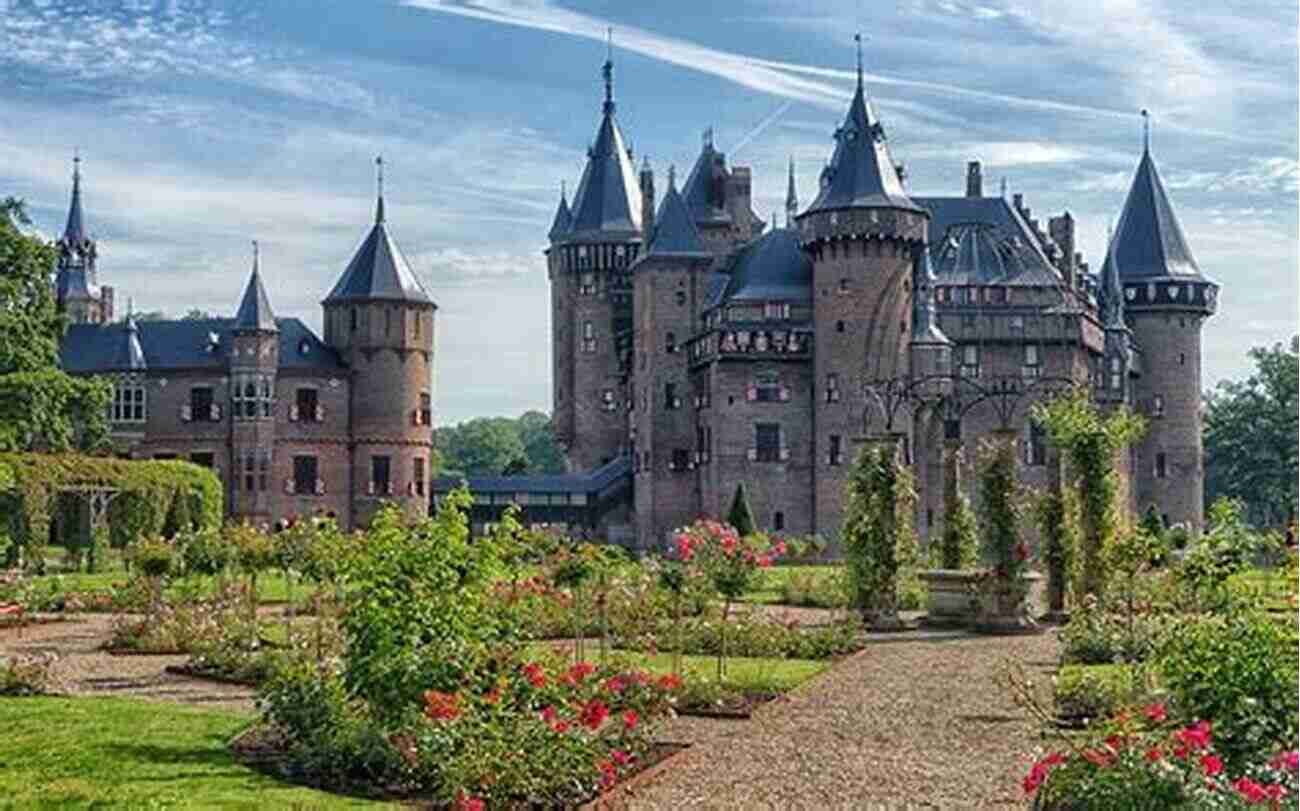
0 696 391 809
527 642 829 693
739 564 842 606
26 568 306 608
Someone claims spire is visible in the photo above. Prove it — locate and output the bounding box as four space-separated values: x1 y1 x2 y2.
64 152 87 244
681 129 730 225
785 156 799 226
548 181 573 242
375 155 385 224
855 32 864 92
645 172 709 257
602 27 615 115
803 35 919 215
325 166 434 305
1101 132 1201 281
1141 108 1150 154
235 240 278 332
563 48 643 240
910 243 949 346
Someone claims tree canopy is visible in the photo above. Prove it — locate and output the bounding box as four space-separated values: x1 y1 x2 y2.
1204 337 1299 527
433 411 565 477
0 198 110 453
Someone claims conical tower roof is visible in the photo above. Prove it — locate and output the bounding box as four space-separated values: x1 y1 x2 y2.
680 132 730 225
910 244 949 346
646 172 709 257
234 243 278 331
564 55 642 241
64 157 87 243
804 40 919 215
548 186 573 242
1101 146 1200 280
324 167 433 306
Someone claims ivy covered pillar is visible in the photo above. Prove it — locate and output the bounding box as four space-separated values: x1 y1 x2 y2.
843 432 917 632
1042 446 1070 622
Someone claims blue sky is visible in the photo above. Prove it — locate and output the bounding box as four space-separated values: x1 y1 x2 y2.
2 0 1295 425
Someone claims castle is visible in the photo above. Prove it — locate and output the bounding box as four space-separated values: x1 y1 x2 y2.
55 158 437 529
546 49 1217 549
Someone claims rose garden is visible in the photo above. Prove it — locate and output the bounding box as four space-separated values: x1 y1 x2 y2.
1 383 1296 810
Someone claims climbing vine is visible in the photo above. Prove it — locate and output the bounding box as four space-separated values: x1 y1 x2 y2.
1032 388 1145 598
842 439 918 623
0 453 223 572
1035 482 1081 612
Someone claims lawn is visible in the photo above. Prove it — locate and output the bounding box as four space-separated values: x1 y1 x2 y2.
0 696 391 809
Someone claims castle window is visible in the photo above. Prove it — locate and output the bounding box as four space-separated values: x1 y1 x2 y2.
1179 353 1186 366
289 455 316 496
1022 344 1041 378
385 308 392 336
666 332 676 354
754 423 782 462
258 450 270 491
243 450 256 492
765 302 790 319
294 388 319 422
413 311 421 339
1110 356 1122 390
580 273 596 296
753 372 784 402
1010 315 1025 332
111 380 146 423
675 290 686 306
601 389 616 411
350 308 358 332
828 434 843 466
419 392 432 426
1152 394 1165 418
839 278 849 294
669 449 691 472
413 458 425 497
189 386 214 422
1155 452 1167 479
825 373 841 403
990 287 1007 304
960 345 980 378
665 383 680 410
371 455 392 496
1025 420 1046 466
190 452 214 470
773 511 785 532
836 320 845 333
582 321 595 353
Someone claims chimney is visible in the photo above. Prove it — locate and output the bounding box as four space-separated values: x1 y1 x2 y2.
639 159 655 236
965 160 982 197
1048 212 1076 287
101 285 115 324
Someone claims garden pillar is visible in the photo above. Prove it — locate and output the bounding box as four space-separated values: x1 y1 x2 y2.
1044 448 1068 620
941 437 962 534
859 432 913 632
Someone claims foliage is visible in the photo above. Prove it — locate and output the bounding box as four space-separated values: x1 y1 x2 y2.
1204 337 1299 528
777 567 850 610
0 201 111 454
126 536 175 579
1034 388 1145 598
1053 663 1154 721
1174 499 1286 612
841 439 917 622
977 434 1029 581
615 612 863 661
1156 611 1299 774
1059 594 1169 665
1037 481 1081 610
726 483 758 537
938 488 980 570
433 412 565 477
1140 505 1165 540
0 653 57 695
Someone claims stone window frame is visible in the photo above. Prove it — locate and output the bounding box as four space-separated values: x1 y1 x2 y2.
1152 394 1165 418
1154 452 1167 479
110 375 146 423
290 454 321 495
827 434 844 466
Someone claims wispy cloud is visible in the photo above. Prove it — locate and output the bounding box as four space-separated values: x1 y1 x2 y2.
1071 157 1300 196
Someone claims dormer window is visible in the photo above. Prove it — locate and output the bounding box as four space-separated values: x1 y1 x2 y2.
298 339 310 356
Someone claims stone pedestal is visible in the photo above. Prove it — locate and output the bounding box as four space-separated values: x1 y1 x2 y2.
971 572 1044 635
918 569 980 627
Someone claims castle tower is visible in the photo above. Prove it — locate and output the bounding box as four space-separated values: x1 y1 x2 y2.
796 36 930 536
547 51 644 472
229 242 279 523
53 155 113 324
631 169 714 547
679 129 764 253
1102 122 1217 531
322 159 437 526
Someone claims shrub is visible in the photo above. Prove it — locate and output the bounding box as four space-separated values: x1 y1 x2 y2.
726 483 758 538
615 611 861 660
0 653 57 695
778 568 849 610
127 536 175 579
842 439 917 622
1059 594 1167 665
1156 611 1299 774
1053 663 1154 721
937 489 980 570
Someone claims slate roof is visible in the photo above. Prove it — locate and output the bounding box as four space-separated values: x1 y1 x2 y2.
60 318 345 374
644 182 710 258
681 139 731 226
914 196 1062 287
707 227 812 309
564 61 642 241
804 72 920 214
430 455 632 495
548 190 573 242
910 245 949 345
1100 148 1202 280
55 267 97 302
233 263 277 332
63 162 87 244
324 215 434 305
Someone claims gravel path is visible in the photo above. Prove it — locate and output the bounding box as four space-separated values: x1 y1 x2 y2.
0 614 256 713
622 626 1061 810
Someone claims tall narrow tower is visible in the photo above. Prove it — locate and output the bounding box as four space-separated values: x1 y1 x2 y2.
229 242 279 524
797 36 930 536
1102 124 1217 531
322 159 438 526
547 51 644 472
53 155 113 323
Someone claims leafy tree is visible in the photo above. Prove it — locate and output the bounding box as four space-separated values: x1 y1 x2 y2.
433 412 566 477
517 410 566 474
726 482 757 537
1204 338 1299 527
0 198 110 452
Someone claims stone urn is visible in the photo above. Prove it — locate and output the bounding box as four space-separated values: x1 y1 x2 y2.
918 569 982 627
971 571 1044 635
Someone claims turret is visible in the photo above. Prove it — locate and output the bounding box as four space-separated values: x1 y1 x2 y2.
53 155 113 324
547 48 644 472
679 129 763 251
1102 113 1217 531
229 242 279 523
797 34 929 536
322 158 437 526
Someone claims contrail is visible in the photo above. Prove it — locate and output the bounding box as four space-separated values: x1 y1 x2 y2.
731 100 793 157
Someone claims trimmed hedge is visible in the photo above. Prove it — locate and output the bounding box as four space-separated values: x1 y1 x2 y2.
0 453 223 570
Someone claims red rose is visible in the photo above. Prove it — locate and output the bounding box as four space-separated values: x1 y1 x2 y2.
622 709 639 730
579 699 610 730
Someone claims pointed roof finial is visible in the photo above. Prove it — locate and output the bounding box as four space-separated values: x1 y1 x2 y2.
252 238 260 273
702 127 713 150
854 32 864 91
785 155 799 226
602 28 615 114
375 155 385 224
667 163 676 190
64 150 87 243
1000 176 1008 198
560 179 567 202
1140 108 1150 153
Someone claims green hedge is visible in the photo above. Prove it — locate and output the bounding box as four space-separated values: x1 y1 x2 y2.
0 453 223 570
1053 663 1153 721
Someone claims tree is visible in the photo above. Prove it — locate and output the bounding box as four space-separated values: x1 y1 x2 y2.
726 482 757 537
517 410 565 474
0 199 110 452
1204 338 1299 527
433 412 566 477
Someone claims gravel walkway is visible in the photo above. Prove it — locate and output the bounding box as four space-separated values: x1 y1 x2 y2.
622 626 1061 810
0 614 256 713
